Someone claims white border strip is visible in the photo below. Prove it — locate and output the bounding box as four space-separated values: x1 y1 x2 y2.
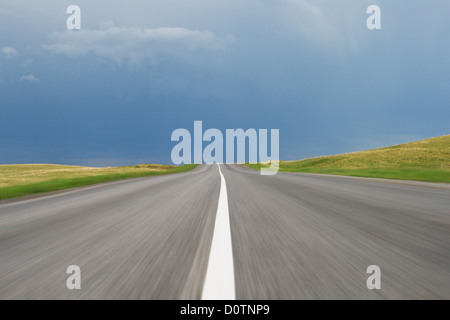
202 164 236 300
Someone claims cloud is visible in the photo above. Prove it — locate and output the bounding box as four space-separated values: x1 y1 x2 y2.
20 59 33 68
44 26 235 65
281 0 336 40
279 0 364 46
19 74 39 82
0 8 20 17
2 47 18 58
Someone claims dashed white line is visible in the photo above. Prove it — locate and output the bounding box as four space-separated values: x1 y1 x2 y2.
202 164 236 300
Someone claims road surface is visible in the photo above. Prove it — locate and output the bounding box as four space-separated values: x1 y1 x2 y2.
0 164 449 299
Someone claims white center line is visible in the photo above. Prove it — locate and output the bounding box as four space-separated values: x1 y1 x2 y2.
202 163 236 300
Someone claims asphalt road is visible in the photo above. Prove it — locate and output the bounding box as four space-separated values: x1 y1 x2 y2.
0 164 449 299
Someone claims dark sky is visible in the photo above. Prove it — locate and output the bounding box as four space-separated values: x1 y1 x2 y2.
1 0 449 166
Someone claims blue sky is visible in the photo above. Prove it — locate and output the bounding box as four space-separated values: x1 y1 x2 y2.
1 0 449 166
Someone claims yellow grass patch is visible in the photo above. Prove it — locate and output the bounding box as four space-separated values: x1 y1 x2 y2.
283 135 450 170
0 164 176 189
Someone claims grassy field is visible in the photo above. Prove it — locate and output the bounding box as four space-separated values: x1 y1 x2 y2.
0 163 197 200
247 135 450 183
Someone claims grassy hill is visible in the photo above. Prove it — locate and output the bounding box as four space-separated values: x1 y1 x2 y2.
248 135 450 183
0 163 197 201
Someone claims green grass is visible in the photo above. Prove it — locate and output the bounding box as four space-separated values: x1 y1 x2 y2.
247 135 450 183
0 163 197 200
